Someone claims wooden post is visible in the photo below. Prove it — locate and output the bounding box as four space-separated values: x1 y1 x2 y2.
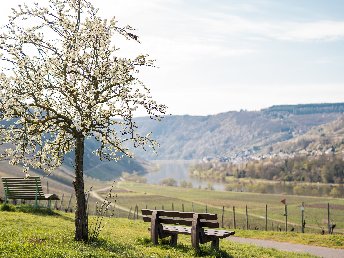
301 202 305 233
265 204 268 231
128 207 132 219
233 206 236 229
67 194 73 212
246 205 249 230
221 206 225 228
162 205 164 210
34 178 39 208
327 203 330 234
285 204 288 232
205 205 208 213
191 213 200 251
145 204 147 209
182 203 184 212
59 193 64 210
151 211 159 245
172 203 174 211
135 205 139 220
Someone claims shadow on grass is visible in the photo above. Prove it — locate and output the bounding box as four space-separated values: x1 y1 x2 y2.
16 204 61 216
0 203 70 218
86 237 144 256
137 237 233 258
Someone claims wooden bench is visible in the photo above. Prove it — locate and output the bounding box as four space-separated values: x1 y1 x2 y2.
2 177 59 208
142 209 235 250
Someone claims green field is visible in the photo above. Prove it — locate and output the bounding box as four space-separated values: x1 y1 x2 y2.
0 207 317 258
106 182 344 235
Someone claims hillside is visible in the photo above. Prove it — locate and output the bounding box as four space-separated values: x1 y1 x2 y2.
258 116 344 157
63 138 148 181
0 137 148 194
133 103 344 160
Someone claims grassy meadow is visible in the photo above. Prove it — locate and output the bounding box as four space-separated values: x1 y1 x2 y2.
106 182 344 235
0 206 318 258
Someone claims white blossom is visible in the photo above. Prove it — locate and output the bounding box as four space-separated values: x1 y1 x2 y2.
0 0 167 174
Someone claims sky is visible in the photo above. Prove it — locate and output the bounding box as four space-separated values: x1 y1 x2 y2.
1 0 344 116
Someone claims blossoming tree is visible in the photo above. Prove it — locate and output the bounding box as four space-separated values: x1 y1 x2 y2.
0 0 166 241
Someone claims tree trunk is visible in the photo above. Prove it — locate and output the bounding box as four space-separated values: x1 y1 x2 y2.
73 134 88 241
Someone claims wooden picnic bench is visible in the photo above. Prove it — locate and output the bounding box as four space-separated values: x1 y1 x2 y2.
1 177 59 208
142 209 235 250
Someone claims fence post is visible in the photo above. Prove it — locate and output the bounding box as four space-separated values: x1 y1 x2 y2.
327 203 330 234
205 205 208 213
67 194 73 212
285 204 288 232
233 206 236 229
134 205 138 220
265 204 268 231
221 206 225 228
182 203 184 212
246 205 249 230
301 202 305 233
59 194 64 210
172 203 174 211
128 207 132 219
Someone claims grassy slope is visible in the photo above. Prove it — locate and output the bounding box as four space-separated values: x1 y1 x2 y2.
114 182 344 236
0 209 315 258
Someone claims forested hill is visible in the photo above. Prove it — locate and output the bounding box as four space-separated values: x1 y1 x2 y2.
133 103 344 160
262 103 344 116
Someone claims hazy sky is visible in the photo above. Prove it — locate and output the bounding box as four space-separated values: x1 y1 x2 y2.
1 0 344 115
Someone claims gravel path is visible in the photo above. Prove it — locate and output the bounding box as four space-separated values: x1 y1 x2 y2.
229 237 344 258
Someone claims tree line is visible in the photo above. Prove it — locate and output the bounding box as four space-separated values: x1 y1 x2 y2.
190 155 344 184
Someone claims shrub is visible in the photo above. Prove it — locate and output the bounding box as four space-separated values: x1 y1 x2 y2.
0 203 16 212
160 178 177 186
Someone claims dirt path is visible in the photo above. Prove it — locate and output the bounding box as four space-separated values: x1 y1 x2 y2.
90 186 135 215
229 237 344 258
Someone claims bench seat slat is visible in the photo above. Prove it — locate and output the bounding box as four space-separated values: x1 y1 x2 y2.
2 177 59 201
143 215 219 228
142 209 218 220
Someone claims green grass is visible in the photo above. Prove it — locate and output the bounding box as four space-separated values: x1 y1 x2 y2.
115 182 344 234
0 208 316 258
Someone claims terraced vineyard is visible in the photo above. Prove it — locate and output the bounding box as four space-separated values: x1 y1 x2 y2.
98 182 344 234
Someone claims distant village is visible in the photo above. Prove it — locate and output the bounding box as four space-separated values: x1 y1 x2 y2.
201 146 341 164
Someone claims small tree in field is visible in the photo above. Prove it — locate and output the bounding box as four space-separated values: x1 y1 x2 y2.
0 0 166 241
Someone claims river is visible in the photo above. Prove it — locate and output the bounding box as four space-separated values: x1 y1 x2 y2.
144 160 225 190
143 160 344 197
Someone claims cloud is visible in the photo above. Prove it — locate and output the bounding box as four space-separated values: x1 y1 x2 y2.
276 21 344 41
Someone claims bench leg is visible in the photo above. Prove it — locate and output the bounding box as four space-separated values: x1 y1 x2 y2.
170 234 178 246
211 238 219 250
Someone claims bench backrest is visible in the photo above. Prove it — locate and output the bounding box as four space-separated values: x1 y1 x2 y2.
142 209 219 228
2 177 45 200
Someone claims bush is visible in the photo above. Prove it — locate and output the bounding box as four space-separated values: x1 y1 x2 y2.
160 178 177 186
0 203 16 212
180 180 193 188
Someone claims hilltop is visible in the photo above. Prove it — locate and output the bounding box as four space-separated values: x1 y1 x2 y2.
133 102 344 160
